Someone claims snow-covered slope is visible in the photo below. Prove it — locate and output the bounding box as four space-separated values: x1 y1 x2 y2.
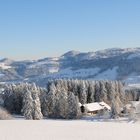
0 63 11 69
48 68 100 79
93 67 118 80
1 48 140 86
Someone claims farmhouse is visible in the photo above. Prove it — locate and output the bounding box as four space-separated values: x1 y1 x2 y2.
79 102 111 115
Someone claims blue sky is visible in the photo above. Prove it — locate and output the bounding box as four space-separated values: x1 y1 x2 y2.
0 0 140 60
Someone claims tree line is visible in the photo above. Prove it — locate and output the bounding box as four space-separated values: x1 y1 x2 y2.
0 79 127 119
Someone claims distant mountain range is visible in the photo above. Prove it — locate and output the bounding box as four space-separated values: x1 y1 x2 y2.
1 48 140 86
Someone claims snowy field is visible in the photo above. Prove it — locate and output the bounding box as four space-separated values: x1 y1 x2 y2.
0 119 140 140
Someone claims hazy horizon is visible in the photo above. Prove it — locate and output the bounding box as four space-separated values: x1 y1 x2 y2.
1 0 140 60
1 47 140 61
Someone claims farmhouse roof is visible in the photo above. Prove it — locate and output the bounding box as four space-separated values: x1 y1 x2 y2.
79 102 111 112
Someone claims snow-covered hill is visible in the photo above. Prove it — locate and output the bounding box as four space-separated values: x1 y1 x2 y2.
1 48 140 86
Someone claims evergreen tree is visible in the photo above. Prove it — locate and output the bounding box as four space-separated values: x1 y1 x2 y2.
78 81 87 104
100 81 108 102
43 83 57 117
57 88 68 119
94 81 101 102
22 90 33 120
87 81 95 103
67 92 81 119
32 89 43 120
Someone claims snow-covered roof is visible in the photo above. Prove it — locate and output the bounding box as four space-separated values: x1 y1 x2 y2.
79 102 111 112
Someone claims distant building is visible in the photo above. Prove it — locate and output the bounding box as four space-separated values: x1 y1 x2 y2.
79 102 111 115
124 101 140 114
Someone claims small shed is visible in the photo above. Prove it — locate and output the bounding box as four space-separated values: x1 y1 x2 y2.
124 101 140 114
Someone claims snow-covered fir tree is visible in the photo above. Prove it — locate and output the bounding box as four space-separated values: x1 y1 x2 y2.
87 81 95 103
99 81 108 102
22 89 33 120
42 83 57 117
78 81 87 104
94 81 101 102
67 92 81 119
31 89 43 120
56 88 68 119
